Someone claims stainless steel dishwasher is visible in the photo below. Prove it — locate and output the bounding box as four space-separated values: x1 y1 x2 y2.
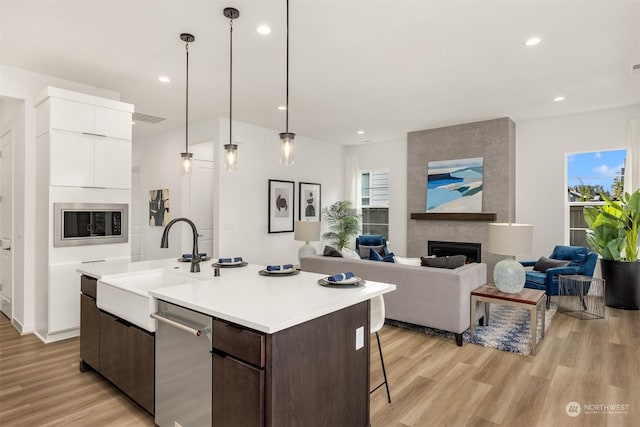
152 300 213 427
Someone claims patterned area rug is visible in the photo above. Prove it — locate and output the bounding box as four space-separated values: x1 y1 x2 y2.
386 303 557 355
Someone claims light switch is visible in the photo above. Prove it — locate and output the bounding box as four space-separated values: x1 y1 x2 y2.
355 326 364 350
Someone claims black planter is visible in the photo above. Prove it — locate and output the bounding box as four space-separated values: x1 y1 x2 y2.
600 259 640 310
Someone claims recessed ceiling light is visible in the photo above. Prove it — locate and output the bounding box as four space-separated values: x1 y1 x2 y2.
158 76 170 83
257 25 271 35
553 96 566 102
278 105 286 111
357 130 365 135
523 37 541 47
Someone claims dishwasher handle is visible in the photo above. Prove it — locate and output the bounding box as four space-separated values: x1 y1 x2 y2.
151 312 209 337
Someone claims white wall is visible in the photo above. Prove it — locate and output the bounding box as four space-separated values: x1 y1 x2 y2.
345 138 408 256
0 65 120 333
132 119 219 261
134 117 345 265
516 105 640 258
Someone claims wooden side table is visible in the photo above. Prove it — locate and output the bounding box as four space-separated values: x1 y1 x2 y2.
470 284 547 355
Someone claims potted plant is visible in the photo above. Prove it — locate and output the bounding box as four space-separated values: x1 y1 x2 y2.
584 189 640 310
322 201 360 251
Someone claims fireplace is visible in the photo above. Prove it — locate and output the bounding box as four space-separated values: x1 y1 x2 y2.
428 241 481 263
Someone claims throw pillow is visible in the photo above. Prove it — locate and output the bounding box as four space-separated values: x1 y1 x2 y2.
369 250 396 263
323 246 343 257
533 256 570 272
394 256 421 266
359 244 384 259
420 255 466 269
340 247 361 259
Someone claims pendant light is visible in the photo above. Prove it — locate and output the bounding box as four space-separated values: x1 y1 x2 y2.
180 33 195 176
279 0 295 165
224 7 239 171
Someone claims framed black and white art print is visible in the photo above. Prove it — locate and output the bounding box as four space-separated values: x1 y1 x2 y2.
299 182 321 222
268 179 295 233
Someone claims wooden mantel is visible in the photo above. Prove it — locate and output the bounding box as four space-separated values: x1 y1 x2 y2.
410 212 497 221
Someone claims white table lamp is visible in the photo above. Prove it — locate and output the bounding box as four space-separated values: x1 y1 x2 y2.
488 222 533 293
294 221 321 261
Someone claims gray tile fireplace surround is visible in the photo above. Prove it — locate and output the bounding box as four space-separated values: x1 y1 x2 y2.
407 117 516 281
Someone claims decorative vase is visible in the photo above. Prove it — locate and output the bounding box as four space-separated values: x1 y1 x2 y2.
600 259 640 310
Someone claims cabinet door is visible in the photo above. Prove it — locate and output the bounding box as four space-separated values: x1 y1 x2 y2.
126 326 155 414
48 263 82 333
49 130 94 187
213 353 264 426
49 98 94 134
94 106 132 140
80 294 100 370
94 138 131 189
99 311 128 389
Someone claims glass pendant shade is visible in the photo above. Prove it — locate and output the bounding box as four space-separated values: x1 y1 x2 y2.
224 143 238 171
181 152 193 176
279 132 295 165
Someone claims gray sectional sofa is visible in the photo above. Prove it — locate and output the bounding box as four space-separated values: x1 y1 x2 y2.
300 255 487 346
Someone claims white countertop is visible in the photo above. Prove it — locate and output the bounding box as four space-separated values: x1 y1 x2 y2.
77 258 206 279
79 258 396 334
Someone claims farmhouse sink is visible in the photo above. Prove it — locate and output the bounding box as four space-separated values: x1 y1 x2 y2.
97 269 210 332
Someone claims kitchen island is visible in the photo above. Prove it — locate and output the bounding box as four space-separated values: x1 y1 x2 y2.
78 259 395 426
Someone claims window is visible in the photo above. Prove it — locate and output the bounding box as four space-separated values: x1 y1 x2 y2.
361 169 389 238
567 149 626 246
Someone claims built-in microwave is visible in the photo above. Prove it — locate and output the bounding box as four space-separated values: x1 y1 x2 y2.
54 203 128 247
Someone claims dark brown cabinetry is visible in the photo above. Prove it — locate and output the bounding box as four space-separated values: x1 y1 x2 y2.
126 326 155 413
79 294 100 370
79 275 154 415
211 301 370 427
212 320 265 426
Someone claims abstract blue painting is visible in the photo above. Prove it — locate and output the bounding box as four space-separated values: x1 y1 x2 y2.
426 157 483 212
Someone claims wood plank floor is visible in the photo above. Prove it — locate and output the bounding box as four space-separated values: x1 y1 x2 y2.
1 306 639 426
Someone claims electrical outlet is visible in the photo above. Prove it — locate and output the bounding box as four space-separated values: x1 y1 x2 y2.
355 326 364 350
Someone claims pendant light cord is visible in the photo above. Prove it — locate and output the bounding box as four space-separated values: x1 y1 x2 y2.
185 41 190 154
285 0 289 133
229 18 233 145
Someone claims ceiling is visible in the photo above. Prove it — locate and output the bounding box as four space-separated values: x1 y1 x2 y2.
1 0 639 145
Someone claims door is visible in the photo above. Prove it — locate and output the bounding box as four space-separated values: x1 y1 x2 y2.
190 156 214 257
0 127 13 318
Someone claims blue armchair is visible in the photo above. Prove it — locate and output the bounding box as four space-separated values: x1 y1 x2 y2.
520 245 598 308
355 235 390 260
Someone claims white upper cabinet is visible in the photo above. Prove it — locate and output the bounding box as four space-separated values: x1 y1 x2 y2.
49 98 94 134
94 138 132 189
36 87 134 189
49 131 95 188
95 107 132 140
49 97 132 140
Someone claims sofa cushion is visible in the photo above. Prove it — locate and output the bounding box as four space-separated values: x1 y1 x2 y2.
525 271 547 286
370 249 395 263
359 245 385 259
533 256 570 272
421 255 466 269
323 246 343 257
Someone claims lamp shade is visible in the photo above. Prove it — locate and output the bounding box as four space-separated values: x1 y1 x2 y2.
294 221 320 242
488 223 533 256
